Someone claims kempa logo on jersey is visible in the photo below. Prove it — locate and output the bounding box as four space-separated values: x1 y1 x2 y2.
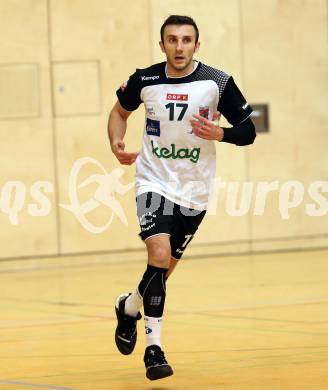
166 93 188 101
141 75 160 81
151 140 200 163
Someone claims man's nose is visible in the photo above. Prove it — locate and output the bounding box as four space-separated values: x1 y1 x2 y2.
176 40 183 51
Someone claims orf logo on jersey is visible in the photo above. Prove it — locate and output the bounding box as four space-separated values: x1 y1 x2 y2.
199 106 209 119
166 93 188 101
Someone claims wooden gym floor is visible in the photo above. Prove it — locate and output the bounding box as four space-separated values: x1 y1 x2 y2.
1 249 328 390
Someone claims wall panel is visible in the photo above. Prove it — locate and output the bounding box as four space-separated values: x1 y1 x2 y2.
0 0 57 258
50 0 151 253
242 0 328 249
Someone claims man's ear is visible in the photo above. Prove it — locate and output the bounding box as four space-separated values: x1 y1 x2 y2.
194 41 200 53
159 41 166 53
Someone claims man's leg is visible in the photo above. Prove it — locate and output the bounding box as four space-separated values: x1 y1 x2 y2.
124 192 175 318
142 234 170 347
115 192 174 380
124 255 177 318
140 234 173 380
119 234 173 380
166 257 179 279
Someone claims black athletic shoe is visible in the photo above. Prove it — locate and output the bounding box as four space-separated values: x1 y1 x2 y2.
144 345 174 381
115 293 142 355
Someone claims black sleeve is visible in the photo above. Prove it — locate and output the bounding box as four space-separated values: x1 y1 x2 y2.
218 77 253 125
116 70 143 111
222 117 256 146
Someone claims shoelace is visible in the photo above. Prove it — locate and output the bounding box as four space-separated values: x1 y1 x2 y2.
120 315 137 338
147 350 167 366
158 351 167 364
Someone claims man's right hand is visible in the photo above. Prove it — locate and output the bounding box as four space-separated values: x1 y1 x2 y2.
111 140 139 165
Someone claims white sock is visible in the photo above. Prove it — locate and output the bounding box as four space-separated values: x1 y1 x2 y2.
124 289 143 317
145 316 162 347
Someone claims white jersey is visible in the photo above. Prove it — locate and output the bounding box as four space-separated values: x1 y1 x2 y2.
116 61 252 210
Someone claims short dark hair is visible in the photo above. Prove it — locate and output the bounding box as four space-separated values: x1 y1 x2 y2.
160 15 199 43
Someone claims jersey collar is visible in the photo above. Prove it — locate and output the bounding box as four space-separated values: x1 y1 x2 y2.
164 60 201 80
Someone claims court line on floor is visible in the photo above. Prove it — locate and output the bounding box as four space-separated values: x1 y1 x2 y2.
5 295 328 315
0 345 327 360
1 345 327 362
197 312 328 325
2 297 111 309
0 380 76 390
168 296 328 314
1 246 327 274
0 234 327 263
0 316 109 330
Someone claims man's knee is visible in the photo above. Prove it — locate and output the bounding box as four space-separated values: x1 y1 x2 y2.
146 237 171 268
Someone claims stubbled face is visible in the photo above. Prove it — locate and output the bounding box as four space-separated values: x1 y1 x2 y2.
160 24 200 76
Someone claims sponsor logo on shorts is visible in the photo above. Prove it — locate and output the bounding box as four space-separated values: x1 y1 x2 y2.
151 140 200 163
166 93 188 101
139 212 157 231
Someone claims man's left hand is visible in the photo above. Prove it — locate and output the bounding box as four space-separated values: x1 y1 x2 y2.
190 114 224 141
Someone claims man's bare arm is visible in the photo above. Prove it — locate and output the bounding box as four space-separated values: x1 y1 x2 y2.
107 101 139 165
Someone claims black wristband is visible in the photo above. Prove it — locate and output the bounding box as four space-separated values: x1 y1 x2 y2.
222 118 256 146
